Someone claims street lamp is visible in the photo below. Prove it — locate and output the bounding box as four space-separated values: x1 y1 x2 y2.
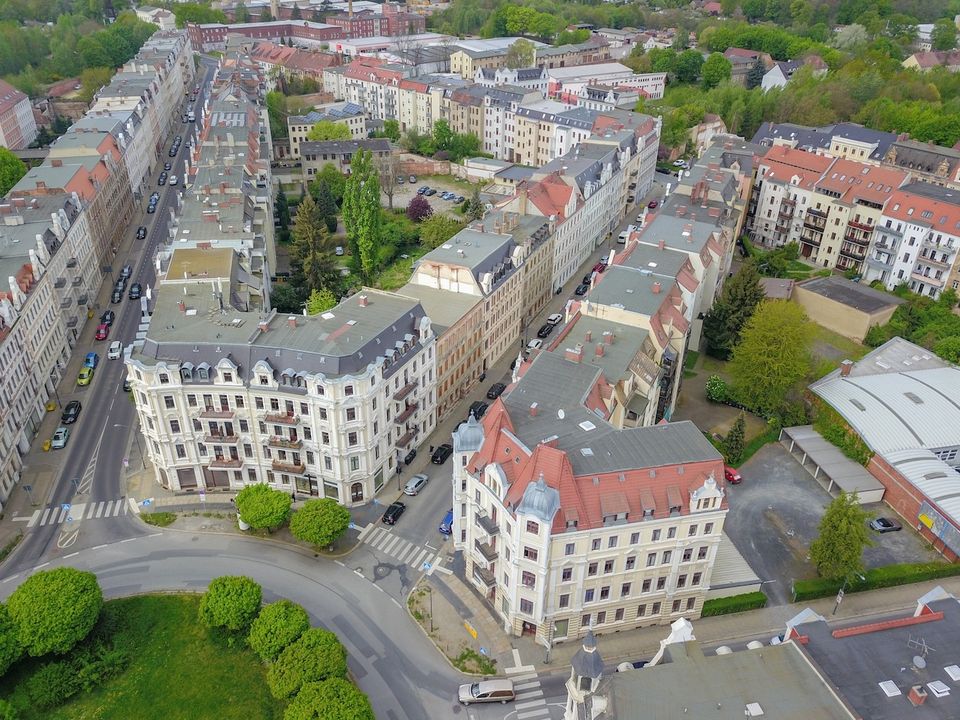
113 423 146 470
832 573 866 616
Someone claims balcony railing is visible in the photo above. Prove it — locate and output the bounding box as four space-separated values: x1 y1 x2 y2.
395 403 418 424
920 253 952 269
272 459 306 474
474 539 497 561
393 382 417 402
205 434 238 444
911 271 945 288
395 430 416 448
807 207 828 218
848 219 874 232
839 245 866 260
843 231 870 246
476 513 499 536
472 564 496 588
803 220 825 233
199 407 234 419
264 412 300 425
209 457 242 468
268 436 303 449
866 254 893 270
800 235 821 247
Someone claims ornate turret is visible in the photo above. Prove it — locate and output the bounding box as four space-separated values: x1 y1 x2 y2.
564 629 605 720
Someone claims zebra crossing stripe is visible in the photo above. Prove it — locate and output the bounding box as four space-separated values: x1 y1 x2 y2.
95 503 105 518
381 535 402 555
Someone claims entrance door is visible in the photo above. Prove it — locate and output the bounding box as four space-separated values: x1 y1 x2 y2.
350 482 364 502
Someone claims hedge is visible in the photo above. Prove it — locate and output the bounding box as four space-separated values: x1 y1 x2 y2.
700 591 768 617
792 562 960 602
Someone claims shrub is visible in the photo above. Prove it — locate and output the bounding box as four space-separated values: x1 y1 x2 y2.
290 499 351 548
701 591 767 617
0 698 16 720
284 678 375 720
7 567 103 656
236 483 292 530
812 402 872 466
248 600 311 663
199 575 263 634
0 604 22 678
406 195 432 222
141 511 176 527
792 562 960 602
24 660 79 709
705 374 728 403
268 628 347 699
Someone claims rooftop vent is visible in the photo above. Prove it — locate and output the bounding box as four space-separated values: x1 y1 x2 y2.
904 392 923 404
580 447 594 457
578 420 596 431
850 399 866 411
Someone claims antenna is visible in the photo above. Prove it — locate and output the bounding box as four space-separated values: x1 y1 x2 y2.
907 636 934 657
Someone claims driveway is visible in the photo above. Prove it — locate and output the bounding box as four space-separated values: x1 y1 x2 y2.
724 443 938 606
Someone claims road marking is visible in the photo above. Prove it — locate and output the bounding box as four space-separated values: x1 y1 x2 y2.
512 649 522 666
425 542 437 551
356 523 375 541
91 544 108 550
334 560 345 567
391 598 401 609
433 563 453 576
86 503 97 519
412 549 429 569
119 538 135 543
11 516 30 523
353 569 364 578
380 534 402 556
518 689 543 700
112 501 123 516
516 699 546 711
517 709 550 719
64 552 78 558
26 510 40 528
105 500 114 516
505 667 537 677
33 562 49 570
95 502 105 518
40 508 50 525
1 576 16 583
515 681 540 691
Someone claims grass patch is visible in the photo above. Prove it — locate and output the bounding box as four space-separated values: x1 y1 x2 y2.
374 245 429 291
700 355 728 375
701 591 768 617
683 349 700 370
728 426 779 468
452 647 497 675
141 511 177 527
0 531 21 563
810 324 868 361
793 562 960 602
421 174 476 192
0 594 284 720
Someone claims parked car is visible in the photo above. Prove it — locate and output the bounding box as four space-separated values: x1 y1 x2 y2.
381 501 406 525
617 231 630 244
525 339 543 354
60 400 82 425
439 509 453 535
168 175 177 186
403 473 429 496
417 186 429 195
100 310 115 326
724 466 742 485
459 679 515 705
468 400 488 419
95 324 110 341
129 282 142 300
122 376 132 392
627 195 635 204
486 382 506 399
455 195 464 203
77 366 94 386
84 352 99 368
136 226 147 240
150 192 160 202
574 283 590 295
409 174 417 183
546 313 563 326
647 200 659 209
396 175 405 184
147 203 156 214
120 264 133 280
403 448 417 465
870 517 902 533
158 172 167 185
335 246 344 256
431 444 453 464
111 289 123 303
107 341 123 360
51 426 70 450
164 162 172 171
424 188 436 196
593 261 607 274
536 323 554 339
168 146 178 157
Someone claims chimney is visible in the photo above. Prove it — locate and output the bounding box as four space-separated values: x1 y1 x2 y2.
519 186 528 215
658 239 665 250
358 294 368 307
258 320 269 333
840 359 853 377
564 344 584 363
51 158 62 167
178 300 186 312
585 329 592 343
287 316 297 329
652 281 662 294
908 686 928 707
603 330 614 345
529 402 539 417
595 342 604 357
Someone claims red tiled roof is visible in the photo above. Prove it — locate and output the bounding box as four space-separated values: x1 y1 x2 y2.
523 174 575 219
884 189 960 235
814 158 908 204
760 145 834 189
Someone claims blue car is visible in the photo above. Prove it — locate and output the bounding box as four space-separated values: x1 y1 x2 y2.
439 509 453 536
84 352 99 369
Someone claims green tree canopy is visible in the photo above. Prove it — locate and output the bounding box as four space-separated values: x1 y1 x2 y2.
271 283 308 314
419 214 465 249
306 121 351 142
505 38 535 69
248 600 311 663
291 193 339 294
289 498 351 548
312 166 345 206
284 678 375 720
674 49 704 83
0 604 22 677
809 492 873 580
0 148 26 197
172 2 227 27
341 149 381 280
746 57 766 90
7 567 102 656
702 260 766 360
701 52 732 90
236 483 292 530
78 66 112 102
305 288 337 315
234 2 250 22
198 575 262 634
728 300 813 417
380 119 400 141
268 628 348 699
932 18 958 51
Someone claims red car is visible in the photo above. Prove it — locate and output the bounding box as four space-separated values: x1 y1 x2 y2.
724 466 742 485
94 323 110 341
647 200 659 209
593 261 607 274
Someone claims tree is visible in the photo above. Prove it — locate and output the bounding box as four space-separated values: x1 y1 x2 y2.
419 214 465 249
312 165 345 206
198 576 263 634
376 153 400 210
276 187 291 238
236 483 292 530
728 300 813 417
674 49 704 84
172 3 227 27
267 628 347 699
505 38 535 69
234 2 250 22
724 414 746 464
0 148 26 198
7 568 102 656
306 121 351 142
266 91 288 139
271 283 308 314
306 288 337 315
380 119 400 141
291 4 302 19
432 119 454 154
406 195 433 222
932 18 958 51
934 336 960 363
0 699 16 720
259 8 273 21
292 193 339 293
78 66 113 103
702 261 766 359
809 492 873 580
701 53 732 90
465 186 484 220
289 498 351 548
746 57 765 90
285 678 375 720
340 149 382 280
0 605 21 677
248 600 311 663
830 23 868 51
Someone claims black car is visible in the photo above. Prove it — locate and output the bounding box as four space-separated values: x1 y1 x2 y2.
60 400 82 425
381 501 406 525
536 323 554 339
164 162 172 171
404 448 417 465
111 289 123 304
169 147 178 157
158 172 167 186
574 283 590 296
425 188 436 196
582 274 594 286
114 279 127 293
486 382 506 400
122 377 132 392
147 203 157 214
136 226 147 239
129 283 142 300
100 310 115 326
431 444 453 464
468 401 488 419
869 517 903 533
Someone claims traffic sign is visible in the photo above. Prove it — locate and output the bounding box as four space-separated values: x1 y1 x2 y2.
348 522 358 530
422 561 432 571
21 484 31 493
122 458 129 468
141 498 153 507
479 647 488 656
66 516 74 523
61 503 71 512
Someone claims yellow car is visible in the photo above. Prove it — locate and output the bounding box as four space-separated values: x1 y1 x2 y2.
77 366 94 386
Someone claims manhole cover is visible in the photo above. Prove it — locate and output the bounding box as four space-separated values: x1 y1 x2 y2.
451 704 463 714
373 562 394 580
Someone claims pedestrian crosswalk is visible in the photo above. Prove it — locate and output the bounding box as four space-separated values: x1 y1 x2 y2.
359 524 435 570
24 498 137 528
506 668 550 720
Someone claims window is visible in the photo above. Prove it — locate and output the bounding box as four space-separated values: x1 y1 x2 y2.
522 571 535 588
599 586 609 600
608 536 618 549
187 394 197 407
164 396 175 409
350 456 360 471
620 582 631 597
652 528 661 542
672 600 681 613
235 395 244 407
318 408 327 420
677 574 687 588
686 597 696 611
346 408 356 421
159 373 169 384
255 398 264 410
637 604 646 617
656 577 666 590
692 572 702 586
239 419 248 433
646 553 656 567
523 546 538 561
667 526 677 539
347 432 358 447
641 579 651 593
345 385 354 396
322 432 330 445
596 611 606 624
704 522 714 534
614 608 624 622
682 548 692 562
559 594 570 608
223 372 233 383
300 402 308 415
565 543 575 556
584 589 595 603
526 520 539 534
697 546 708 560
652 602 661 615
175 444 185 458
662 551 672 565
630 532 640 544
603 560 614 574
561 568 572 582
582 614 591 628
169 419 181 433
625 555 635 570
520 599 533 615
688 524 698 537
243 444 252 458
587 562 598 576
591 538 601 551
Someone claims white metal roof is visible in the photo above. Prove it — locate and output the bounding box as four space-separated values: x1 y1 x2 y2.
885 448 960 523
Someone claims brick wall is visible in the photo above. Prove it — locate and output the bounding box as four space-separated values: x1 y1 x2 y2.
398 158 450 176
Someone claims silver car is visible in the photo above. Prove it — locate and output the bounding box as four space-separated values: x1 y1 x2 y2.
403 473 429 496
458 679 515 705
51 426 70 450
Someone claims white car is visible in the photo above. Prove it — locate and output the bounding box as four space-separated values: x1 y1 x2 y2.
546 313 563 326
525 339 543 353
51 426 70 450
168 175 178 186
617 231 630 244
403 473 429 496
108 341 123 360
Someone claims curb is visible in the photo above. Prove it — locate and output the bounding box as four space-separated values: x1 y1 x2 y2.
404 578 479 679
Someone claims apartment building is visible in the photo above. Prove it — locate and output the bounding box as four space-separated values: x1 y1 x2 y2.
287 103 369 159
186 20 342 53
534 38 610 69
248 41 340 90
751 121 896 164
300 138 392 176
0 79 37 150
474 67 548 95
451 350 727 645
0 195 92 511
545 64 654 103
449 38 546 80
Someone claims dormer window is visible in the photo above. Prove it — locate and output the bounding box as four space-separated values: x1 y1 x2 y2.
259 375 269 385
159 373 169 384
526 520 539 534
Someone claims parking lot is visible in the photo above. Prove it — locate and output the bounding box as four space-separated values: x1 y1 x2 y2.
387 175 473 217
725 443 938 606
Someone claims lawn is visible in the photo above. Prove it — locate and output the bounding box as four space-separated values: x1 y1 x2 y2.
0 595 284 720
810 323 868 361
375 245 429 291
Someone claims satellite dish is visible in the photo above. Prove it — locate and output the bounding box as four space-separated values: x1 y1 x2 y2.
914 656 927 669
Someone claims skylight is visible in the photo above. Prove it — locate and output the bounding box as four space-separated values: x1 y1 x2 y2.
579 420 596 431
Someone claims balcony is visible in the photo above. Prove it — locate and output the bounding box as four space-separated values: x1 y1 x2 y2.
911 271 945 288
476 512 499 536
920 252 952 269
800 234 821 248
268 436 302 449
474 539 498 562
802 219 825 232
77 294 88 305
843 231 870 246
205 433 239 444
54 277 66 289
209 456 242 469
199 407 234 419
866 254 893 271
395 430 416 448
264 412 299 425
272 459 306 474
848 219 874 232
807 207 827 218
781 196 796 206
393 382 417 402
472 564 496 588
60 297 72 309
394 403 418 424
839 245 866 260
66 257 78 268
71 276 82 287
